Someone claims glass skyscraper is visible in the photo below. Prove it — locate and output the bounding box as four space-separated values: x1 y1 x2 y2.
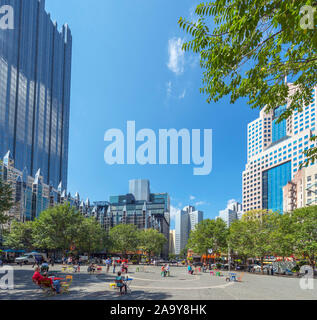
0 0 72 190
243 86 317 214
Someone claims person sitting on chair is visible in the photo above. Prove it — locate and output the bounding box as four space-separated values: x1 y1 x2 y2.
32 268 54 291
41 262 49 273
115 271 127 295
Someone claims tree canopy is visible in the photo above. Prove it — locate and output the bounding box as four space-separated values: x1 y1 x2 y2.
179 1 317 162
109 224 140 257
187 218 228 256
138 228 167 259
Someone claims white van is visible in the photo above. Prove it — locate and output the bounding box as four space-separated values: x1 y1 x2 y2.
15 252 47 265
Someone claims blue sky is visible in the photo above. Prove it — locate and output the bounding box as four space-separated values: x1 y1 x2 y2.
46 0 259 228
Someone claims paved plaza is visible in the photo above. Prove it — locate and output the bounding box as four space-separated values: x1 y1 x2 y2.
1 264 317 300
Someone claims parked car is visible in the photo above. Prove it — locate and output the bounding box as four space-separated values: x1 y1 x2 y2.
222 263 235 270
15 252 47 265
235 265 247 271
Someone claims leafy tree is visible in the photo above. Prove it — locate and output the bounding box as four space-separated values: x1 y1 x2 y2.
4 220 34 250
241 209 272 222
291 205 317 270
109 224 139 258
269 212 296 259
77 217 108 256
246 213 279 273
228 219 254 265
187 218 228 257
179 247 188 259
168 253 176 260
138 229 167 260
179 1 317 162
32 204 84 254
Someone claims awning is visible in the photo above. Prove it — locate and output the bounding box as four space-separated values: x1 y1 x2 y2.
3 249 25 253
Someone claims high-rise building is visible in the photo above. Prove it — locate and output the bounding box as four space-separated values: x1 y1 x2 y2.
175 206 203 255
108 180 170 258
242 86 317 213
283 163 317 211
0 0 72 190
218 201 243 227
129 179 150 202
169 230 176 255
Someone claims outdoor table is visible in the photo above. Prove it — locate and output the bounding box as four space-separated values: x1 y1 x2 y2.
124 278 133 294
229 273 237 281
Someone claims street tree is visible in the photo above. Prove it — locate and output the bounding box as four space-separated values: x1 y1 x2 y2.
32 204 84 254
77 217 108 256
269 212 296 259
179 1 317 163
187 218 228 258
109 224 139 258
138 229 167 260
4 220 35 250
228 219 254 265
291 205 317 270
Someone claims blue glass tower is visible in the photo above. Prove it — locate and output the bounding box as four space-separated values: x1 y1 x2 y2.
272 105 287 143
0 0 72 190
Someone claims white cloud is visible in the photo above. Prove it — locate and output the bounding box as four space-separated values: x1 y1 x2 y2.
166 81 172 96
179 89 186 99
189 195 196 201
195 201 208 207
167 38 185 75
227 199 237 206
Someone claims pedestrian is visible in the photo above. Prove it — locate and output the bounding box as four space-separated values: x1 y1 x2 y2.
106 258 110 273
113 260 116 273
271 265 274 276
166 264 170 277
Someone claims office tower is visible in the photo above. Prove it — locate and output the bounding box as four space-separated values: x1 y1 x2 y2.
129 179 150 201
108 180 170 258
175 206 203 255
283 163 317 211
0 0 72 190
242 86 317 213
169 230 176 254
218 201 243 227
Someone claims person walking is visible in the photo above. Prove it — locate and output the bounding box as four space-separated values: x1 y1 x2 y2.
106 259 110 273
113 260 116 274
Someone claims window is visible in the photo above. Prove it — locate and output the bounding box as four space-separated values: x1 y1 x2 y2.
307 176 312 182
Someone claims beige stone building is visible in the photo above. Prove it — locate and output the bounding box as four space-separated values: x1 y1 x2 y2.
169 230 176 255
283 163 317 212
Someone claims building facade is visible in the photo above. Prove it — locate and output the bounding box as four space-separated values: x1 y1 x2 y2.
169 230 176 255
175 206 203 255
107 180 170 258
0 151 85 226
0 0 72 190
242 86 317 213
283 163 317 212
218 201 243 227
